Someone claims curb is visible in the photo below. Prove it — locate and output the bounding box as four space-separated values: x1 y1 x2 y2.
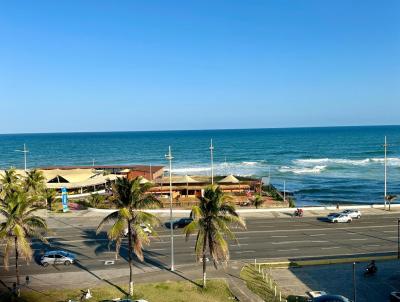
255 255 398 268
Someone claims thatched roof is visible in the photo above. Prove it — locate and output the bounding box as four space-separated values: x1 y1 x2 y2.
218 174 240 184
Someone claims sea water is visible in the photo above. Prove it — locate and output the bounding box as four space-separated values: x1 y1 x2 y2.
1 125 399 206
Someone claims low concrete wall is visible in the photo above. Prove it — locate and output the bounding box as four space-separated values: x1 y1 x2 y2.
87 203 399 215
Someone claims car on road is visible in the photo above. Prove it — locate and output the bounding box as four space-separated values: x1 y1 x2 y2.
41 250 76 267
124 223 152 236
340 209 361 219
312 294 352 302
165 217 193 229
327 213 352 223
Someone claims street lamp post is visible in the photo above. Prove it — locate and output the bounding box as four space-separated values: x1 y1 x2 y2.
165 146 175 271
353 262 356 302
384 136 388 210
210 139 214 185
397 219 400 260
15 143 29 171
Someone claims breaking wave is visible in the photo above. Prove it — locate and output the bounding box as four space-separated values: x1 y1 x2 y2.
279 165 327 174
294 157 400 167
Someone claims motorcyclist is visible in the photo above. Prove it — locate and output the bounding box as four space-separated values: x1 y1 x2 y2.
366 260 377 273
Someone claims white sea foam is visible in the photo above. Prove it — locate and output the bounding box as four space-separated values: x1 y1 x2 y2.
294 157 400 167
279 165 327 174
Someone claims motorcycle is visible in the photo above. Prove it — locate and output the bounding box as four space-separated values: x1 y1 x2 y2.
364 264 377 276
293 209 304 217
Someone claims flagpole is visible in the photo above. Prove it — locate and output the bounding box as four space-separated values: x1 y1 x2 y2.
210 139 214 185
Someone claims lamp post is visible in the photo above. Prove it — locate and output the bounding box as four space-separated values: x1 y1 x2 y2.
397 219 400 260
210 139 214 185
353 262 356 302
384 136 388 210
15 144 29 171
165 146 175 271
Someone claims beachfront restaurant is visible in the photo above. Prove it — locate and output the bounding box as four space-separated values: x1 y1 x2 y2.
40 168 120 196
149 174 254 207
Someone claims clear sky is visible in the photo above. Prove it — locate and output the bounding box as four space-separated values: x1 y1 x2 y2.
0 1 399 134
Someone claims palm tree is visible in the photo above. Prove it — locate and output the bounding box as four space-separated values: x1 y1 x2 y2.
0 168 20 197
386 194 397 211
96 177 161 296
184 185 246 288
89 193 105 208
24 169 46 194
251 194 264 209
43 189 57 211
0 190 48 296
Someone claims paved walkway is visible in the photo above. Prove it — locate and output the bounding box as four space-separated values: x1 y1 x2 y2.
1 261 263 302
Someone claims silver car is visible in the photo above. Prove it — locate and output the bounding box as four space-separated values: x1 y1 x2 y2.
341 209 361 219
41 250 76 267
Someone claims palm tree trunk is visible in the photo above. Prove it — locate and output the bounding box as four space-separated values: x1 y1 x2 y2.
127 221 133 296
15 236 20 296
202 235 207 288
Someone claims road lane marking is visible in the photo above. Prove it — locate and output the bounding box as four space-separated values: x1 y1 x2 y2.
271 235 288 238
309 234 326 237
321 247 341 250
366 244 381 247
277 248 299 252
350 238 367 241
234 250 255 254
383 231 396 233
272 240 309 245
311 241 328 243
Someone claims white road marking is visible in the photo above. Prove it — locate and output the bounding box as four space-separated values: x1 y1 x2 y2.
271 235 288 238
366 244 381 247
350 238 367 241
383 230 396 233
309 234 326 237
277 248 299 252
311 240 329 243
272 240 310 245
234 250 256 254
321 246 341 250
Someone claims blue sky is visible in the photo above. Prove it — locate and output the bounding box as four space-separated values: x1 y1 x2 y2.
0 1 399 133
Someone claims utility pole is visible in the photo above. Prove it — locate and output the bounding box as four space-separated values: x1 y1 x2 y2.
165 146 175 271
353 262 357 302
210 139 214 185
92 158 95 167
15 144 29 171
384 136 388 210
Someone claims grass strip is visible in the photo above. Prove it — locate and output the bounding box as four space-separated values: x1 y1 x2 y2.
0 279 235 302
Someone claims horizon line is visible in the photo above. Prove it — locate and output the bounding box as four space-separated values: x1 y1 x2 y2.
1 123 399 136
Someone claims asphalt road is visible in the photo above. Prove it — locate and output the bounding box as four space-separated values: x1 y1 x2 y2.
1 212 400 279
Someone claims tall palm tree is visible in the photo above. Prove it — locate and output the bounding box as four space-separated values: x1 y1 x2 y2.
0 168 20 197
24 169 46 194
96 177 161 296
184 185 246 288
0 190 48 296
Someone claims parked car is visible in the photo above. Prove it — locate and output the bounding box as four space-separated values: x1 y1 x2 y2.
165 218 193 229
124 223 152 236
327 213 352 223
41 250 76 267
341 209 361 219
312 294 352 302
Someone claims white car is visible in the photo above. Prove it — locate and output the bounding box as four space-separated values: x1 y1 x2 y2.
327 213 352 223
341 209 361 219
124 223 152 236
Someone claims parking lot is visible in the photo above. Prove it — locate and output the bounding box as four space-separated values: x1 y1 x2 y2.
271 259 400 301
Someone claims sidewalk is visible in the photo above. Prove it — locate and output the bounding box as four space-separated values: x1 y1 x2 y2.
0 261 263 302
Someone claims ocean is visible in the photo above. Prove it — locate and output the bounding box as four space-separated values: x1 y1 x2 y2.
1 126 399 206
